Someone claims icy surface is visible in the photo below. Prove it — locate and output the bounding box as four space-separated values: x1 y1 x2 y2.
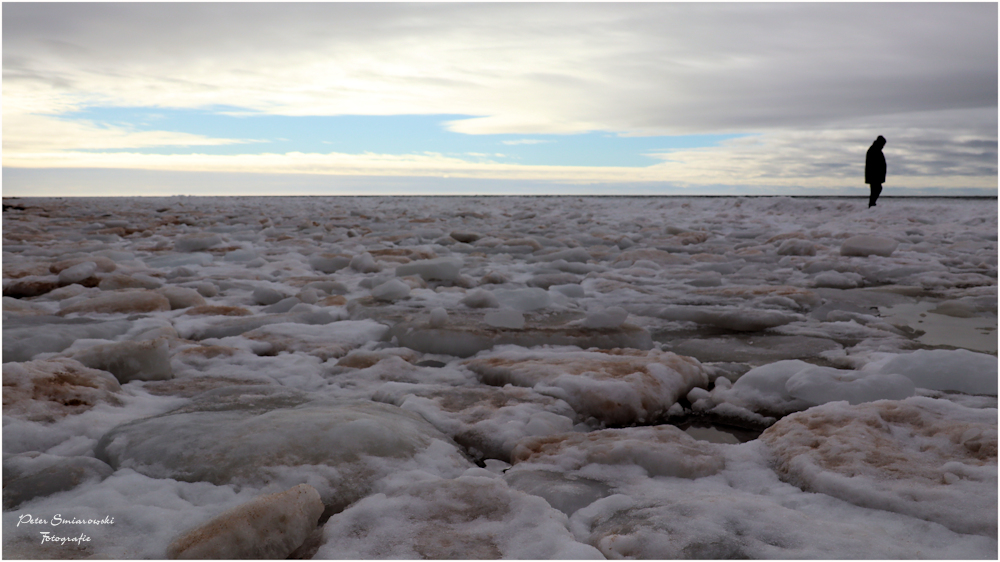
2 196 996 559
166 483 324 559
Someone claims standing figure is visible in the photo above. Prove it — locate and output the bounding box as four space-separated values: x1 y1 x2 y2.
865 135 886 207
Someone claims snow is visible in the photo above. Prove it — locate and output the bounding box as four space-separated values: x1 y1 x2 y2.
840 234 900 257
2 195 996 559
166 483 324 559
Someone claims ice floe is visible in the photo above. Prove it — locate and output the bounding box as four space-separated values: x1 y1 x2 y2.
2 195 996 559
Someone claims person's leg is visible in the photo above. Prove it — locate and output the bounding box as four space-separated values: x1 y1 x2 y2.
869 183 882 207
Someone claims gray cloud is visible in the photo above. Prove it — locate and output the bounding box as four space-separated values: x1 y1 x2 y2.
3 3 996 190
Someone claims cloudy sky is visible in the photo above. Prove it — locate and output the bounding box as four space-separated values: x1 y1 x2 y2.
3 2 997 196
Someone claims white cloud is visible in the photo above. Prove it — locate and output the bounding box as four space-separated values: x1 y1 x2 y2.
501 139 553 146
2 3 995 191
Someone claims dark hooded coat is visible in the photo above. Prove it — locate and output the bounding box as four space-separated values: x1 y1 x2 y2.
865 137 886 185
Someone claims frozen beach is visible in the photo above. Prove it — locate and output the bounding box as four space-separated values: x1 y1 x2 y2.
2 195 997 559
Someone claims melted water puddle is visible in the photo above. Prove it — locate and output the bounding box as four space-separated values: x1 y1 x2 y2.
878 302 997 354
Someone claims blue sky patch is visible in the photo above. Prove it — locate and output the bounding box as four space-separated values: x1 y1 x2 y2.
59 106 744 167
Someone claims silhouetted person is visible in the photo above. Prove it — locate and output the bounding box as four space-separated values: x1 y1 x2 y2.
865 135 886 207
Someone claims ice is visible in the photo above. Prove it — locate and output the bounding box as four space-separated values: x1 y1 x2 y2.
760 397 997 537
95 398 473 509
314 474 603 559
2 358 123 421
784 365 915 405
710 360 817 416
155 286 206 309
371 278 410 301
875 348 998 395
3 195 996 558
460 289 499 308
239 320 389 360
427 307 448 327
65 338 174 383
484 309 525 329
373 382 577 461
98 273 164 290
464 347 709 425
166 483 323 559
582 306 628 328
511 425 725 479
251 285 286 305
59 289 171 315
840 234 900 257
3 453 114 510
3 316 133 362
395 257 463 281
174 233 223 252
308 253 351 273
176 309 339 340
57 261 98 285
492 287 552 311
349 252 380 273
645 305 800 331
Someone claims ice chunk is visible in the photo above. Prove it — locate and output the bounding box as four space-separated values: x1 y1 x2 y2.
461 289 500 309
252 286 285 305
840 235 899 257
241 320 389 360
760 397 997 537
395 257 462 281
813 270 862 289
49 256 115 274
582 306 628 329
223 249 258 262
177 310 338 340
175 233 223 252
450 230 482 243
57 261 98 285
3 276 59 298
428 307 448 328
262 296 301 313
532 248 592 263
68 338 174 383
166 484 323 559
785 366 915 405
527 273 582 289
315 475 602 559
59 289 171 315
373 383 577 462
465 348 709 425
877 349 998 395
485 310 525 329
145 252 214 269
156 286 207 309
349 252 381 273
308 253 351 273
390 315 653 358
717 360 816 416
371 279 411 302
776 239 817 256
3 316 133 362
492 287 551 311
551 283 585 298
646 305 799 332
511 425 724 479
2 453 114 510
95 399 472 509
2 358 123 421
99 273 164 291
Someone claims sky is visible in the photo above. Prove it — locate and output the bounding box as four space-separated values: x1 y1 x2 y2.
3 2 998 197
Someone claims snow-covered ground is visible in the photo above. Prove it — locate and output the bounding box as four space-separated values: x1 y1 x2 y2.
3 195 997 559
